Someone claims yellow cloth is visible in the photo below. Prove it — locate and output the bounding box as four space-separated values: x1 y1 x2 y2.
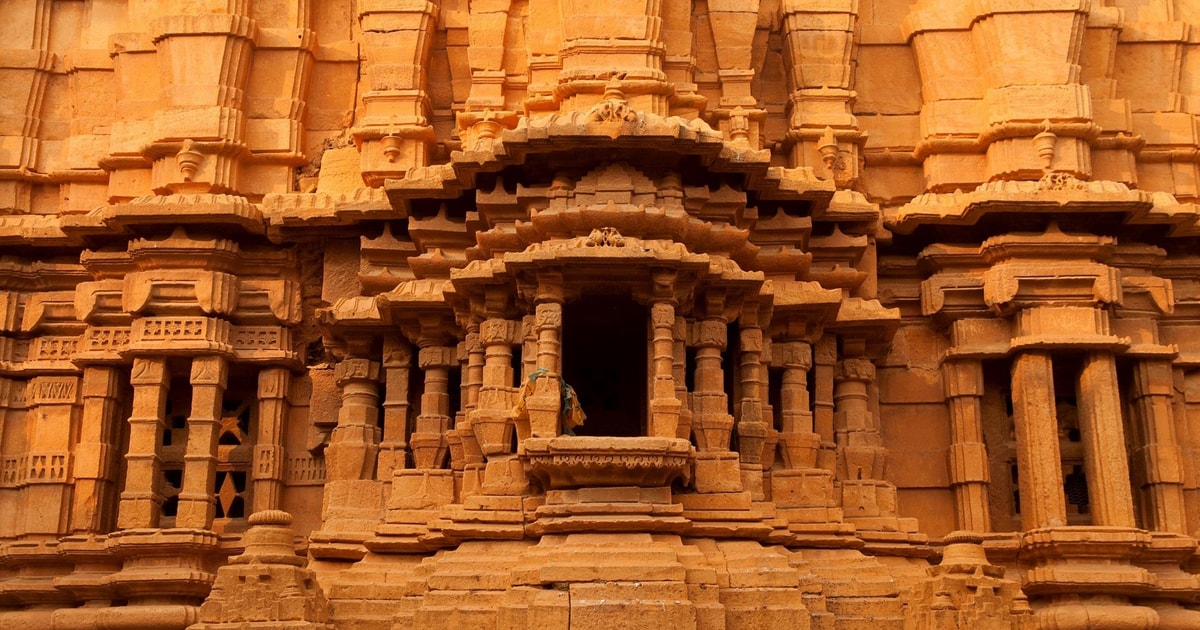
512 368 587 435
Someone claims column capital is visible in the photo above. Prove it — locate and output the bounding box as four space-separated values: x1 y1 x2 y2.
130 356 169 386
942 359 984 398
772 341 812 370
335 357 382 385
417 345 456 370
836 357 876 382
691 319 728 349
257 368 290 400
534 302 562 329
740 326 764 352
382 335 413 367
190 355 229 387
651 301 676 327
480 318 519 345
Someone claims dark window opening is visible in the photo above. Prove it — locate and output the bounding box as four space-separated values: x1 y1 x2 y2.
448 368 462 428
1064 465 1089 515
1011 463 1021 514
562 295 648 437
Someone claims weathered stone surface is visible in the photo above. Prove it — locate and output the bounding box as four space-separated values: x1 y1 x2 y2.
0 1 1198 628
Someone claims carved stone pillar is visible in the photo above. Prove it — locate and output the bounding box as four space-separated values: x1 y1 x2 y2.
834 357 884 480
672 315 692 440
649 298 681 440
736 305 767 464
812 335 838 456
71 366 122 533
456 324 487 479
25 374 82 536
411 345 454 469
535 301 562 374
943 358 991 533
776 341 818 470
1010 352 1067 530
475 317 518 455
176 356 228 529
527 273 564 438
1130 359 1188 534
118 357 170 530
313 356 384 557
692 313 732 452
378 337 413 478
327 358 382 481
521 314 537 383
465 323 485 411
252 367 289 514
834 355 898 526
378 341 458 551
1075 351 1136 528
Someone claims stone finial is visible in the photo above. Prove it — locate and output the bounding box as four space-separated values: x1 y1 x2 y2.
818 126 839 171
381 133 402 162
176 139 203 182
1033 120 1057 172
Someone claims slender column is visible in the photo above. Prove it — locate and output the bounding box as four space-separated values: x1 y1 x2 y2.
0 378 17 538
527 273 564 438
776 341 818 469
943 359 991 533
176 356 228 529
649 277 681 438
252 367 289 514
378 337 413 478
691 295 732 452
535 304 562 374
474 317 518 455
1178 369 1200 535
521 314 537 384
482 318 515 389
1130 359 1188 533
672 315 692 440
833 357 884 479
71 366 122 533
1011 352 1067 530
779 343 814 434
411 345 454 468
736 304 767 464
118 357 170 529
465 323 485 410
326 358 382 481
450 339 470 473
812 335 837 446
1075 351 1136 528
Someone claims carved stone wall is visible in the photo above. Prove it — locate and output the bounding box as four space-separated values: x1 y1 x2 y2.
0 1 1199 628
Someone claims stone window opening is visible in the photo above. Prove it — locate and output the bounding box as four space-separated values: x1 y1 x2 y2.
983 353 1146 531
135 368 260 533
981 360 1021 532
158 383 192 527
213 397 253 531
1063 464 1090 517
561 294 648 438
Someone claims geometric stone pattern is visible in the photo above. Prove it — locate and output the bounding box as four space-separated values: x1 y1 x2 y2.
0 1 1198 629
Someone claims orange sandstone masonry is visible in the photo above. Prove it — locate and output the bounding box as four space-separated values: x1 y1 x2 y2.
0 1 1198 628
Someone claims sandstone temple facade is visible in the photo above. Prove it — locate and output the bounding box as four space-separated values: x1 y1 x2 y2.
1 0 1200 628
